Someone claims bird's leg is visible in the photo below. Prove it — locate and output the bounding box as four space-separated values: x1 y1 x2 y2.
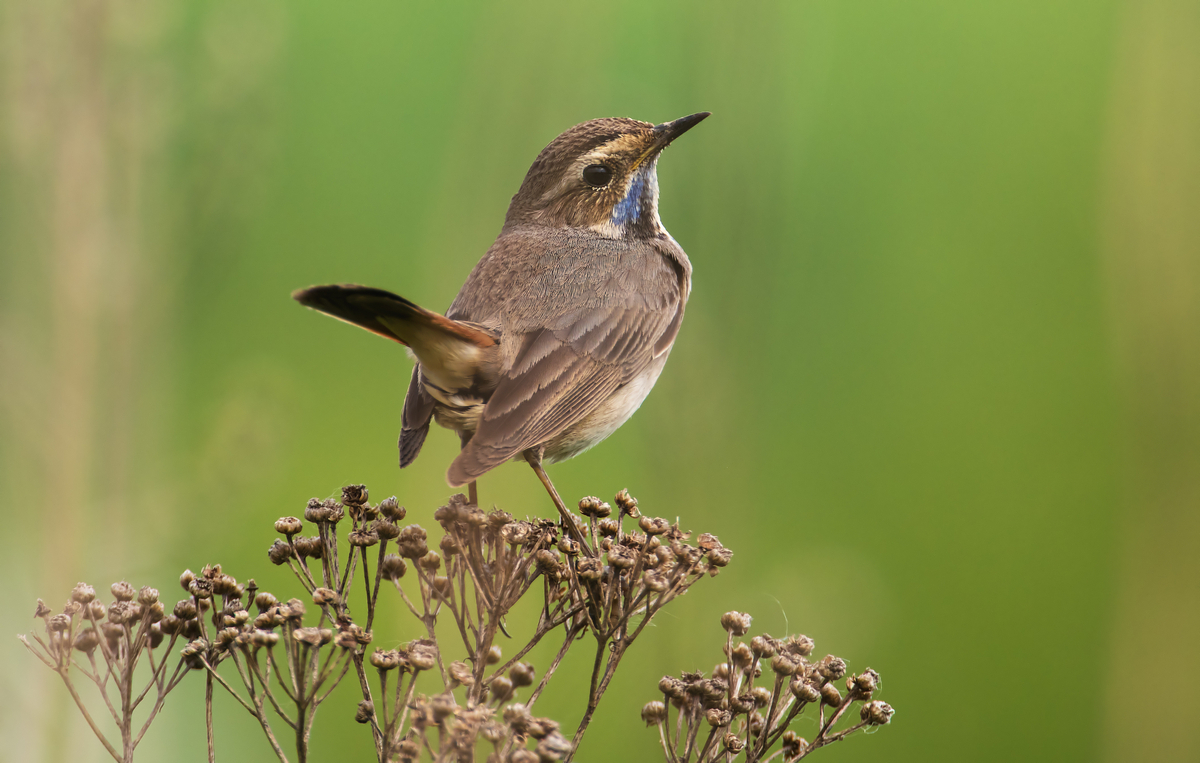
468 481 478 507
524 450 594 558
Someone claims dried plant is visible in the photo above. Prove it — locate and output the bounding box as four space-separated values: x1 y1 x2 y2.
20 483 894 763
19 583 188 763
642 611 894 762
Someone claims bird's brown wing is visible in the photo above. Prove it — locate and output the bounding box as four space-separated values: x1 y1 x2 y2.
445 301 679 486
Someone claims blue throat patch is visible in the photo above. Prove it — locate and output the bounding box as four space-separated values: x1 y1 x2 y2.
610 170 647 227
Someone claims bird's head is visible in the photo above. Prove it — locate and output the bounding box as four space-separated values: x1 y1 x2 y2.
505 112 710 239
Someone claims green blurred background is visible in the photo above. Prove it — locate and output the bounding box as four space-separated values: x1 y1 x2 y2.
3 0 1198 761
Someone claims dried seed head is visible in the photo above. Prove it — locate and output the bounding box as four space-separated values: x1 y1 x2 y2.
510 662 536 687
750 635 776 658
486 510 513 529
370 649 401 670
596 518 621 537
607 544 636 569
348 528 379 547
510 749 538 763
576 557 603 581
848 668 881 699
47 614 71 632
614 488 639 517
381 554 407 581
172 599 196 620
251 630 279 647
731 694 755 713
721 611 752 637
536 731 572 761
396 737 420 759
342 484 368 507
557 537 579 555
74 628 100 652
643 569 669 592
791 679 821 703
578 496 611 518
111 582 135 602
372 518 400 541
491 675 514 703
482 720 507 743
147 601 165 623
641 701 667 726
419 551 442 572
730 642 754 670
430 692 457 721
500 521 534 545
820 683 842 707
486 644 502 664
638 516 670 535
771 653 799 676
379 496 404 521
712 663 730 681
255 592 278 611
782 731 806 757
408 640 438 671
707 546 733 567
439 534 460 556
323 499 344 523
275 517 302 536
179 570 196 593
696 533 721 551
861 700 895 726
706 708 731 727
397 525 429 559
355 699 374 724
747 711 766 736
659 676 686 699
311 588 340 607
304 499 328 523
449 661 475 686
723 733 745 754
783 634 815 658
138 587 159 606
818 655 847 680
71 583 96 605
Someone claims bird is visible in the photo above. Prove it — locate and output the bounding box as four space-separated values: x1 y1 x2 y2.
294 113 708 548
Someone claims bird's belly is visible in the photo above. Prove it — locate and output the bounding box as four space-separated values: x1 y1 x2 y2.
542 354 670 464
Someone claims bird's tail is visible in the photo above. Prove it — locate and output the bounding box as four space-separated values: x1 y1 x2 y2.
292 284 496 394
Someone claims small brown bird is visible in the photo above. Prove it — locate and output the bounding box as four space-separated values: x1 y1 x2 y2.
294 113 708 542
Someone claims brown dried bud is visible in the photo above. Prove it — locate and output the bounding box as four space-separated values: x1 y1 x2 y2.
397 525 429 559
747 711 766 736
557 537 579 555
179 570 196 593
730 641 754 670
510 750 538 763
355 699 374 724
370 649 402 670
535 549 562 574
491 675 514 702
848 668 881 699
251 630 279 647
34 600 52 619
771 653 799 676
379 498 405 523
311 588 339 606
73 628 100 652
255 592 278 611
641 701 667 726
449 660 475 686
510 662 535 687
731 694 755 713
782 731 806 757
638 516 670 536
783 634 815 658
47 614 71 632
607 544 636 569
500 521 534 545
342 484 368 506
578 496 611 518
111 582 135 602
134 588 158 607
791 679 821 703
750 635 776 658
438 533 460 556
642 569 669 592
348 528 378 547
614 488 639 517
818 655 847 680
659 676 686 699
721 611 752 636
861 700 894 726
705 708 731 727
596 518 621 537
707 546 733 567
723 733 745 754
292 627 323 646
408 641 437 671
304 498 328 523
71 583 96 605
275 517 302 536
174 599 197 620
577 557 603 581
820 683 842 706
381 554 407 581
535 731 572 761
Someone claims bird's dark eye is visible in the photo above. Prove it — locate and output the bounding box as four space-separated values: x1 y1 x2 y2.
582 164 612 188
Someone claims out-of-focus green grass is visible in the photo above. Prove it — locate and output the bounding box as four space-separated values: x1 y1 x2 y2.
3 1 1197 761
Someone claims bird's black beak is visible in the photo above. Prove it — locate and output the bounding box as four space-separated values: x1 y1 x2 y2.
653 112 711 146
